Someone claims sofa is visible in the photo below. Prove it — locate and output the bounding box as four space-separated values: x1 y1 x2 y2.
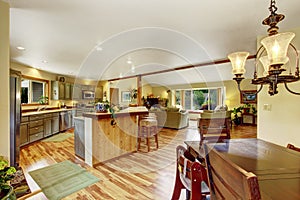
149 107 189 129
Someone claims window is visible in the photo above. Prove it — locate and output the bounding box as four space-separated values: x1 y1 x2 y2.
175 90 181 105
175 87 224 110
21 76 49 105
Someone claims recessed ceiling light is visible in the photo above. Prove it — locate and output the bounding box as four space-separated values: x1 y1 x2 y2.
131 65 135 73
119 73 123 78
16 46 26 51
42 60 48 63
96 46 103 51
127 59 132 64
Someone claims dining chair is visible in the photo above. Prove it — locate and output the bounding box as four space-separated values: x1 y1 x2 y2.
171 145 210 200
204 143 261 200
287 143 300 152
198 117 231 145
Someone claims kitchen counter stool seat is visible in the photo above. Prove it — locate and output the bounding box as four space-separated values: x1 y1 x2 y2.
138 117 159 152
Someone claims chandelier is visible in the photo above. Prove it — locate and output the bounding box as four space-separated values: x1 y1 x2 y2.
228 0 299 96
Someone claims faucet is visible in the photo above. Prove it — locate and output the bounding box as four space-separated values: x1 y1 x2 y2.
37 105 47 112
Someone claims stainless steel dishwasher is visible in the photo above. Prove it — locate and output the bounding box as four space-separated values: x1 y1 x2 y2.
59 111 72 131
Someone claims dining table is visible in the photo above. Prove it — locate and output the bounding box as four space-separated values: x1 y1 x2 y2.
185 138 300 200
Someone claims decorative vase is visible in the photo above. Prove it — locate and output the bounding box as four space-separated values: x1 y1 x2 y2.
243 108 250 113
0 186 16 200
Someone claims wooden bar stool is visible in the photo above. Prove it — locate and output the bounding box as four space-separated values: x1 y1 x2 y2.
138 117 159 152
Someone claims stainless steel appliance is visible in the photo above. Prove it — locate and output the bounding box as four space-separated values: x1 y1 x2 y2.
82 90 95 99
59 111 72 131
10 69 21 166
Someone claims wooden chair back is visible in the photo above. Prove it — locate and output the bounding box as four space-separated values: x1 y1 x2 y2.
204 144 261 200
287 143 300 152
171 145 209 200
199 117 231 144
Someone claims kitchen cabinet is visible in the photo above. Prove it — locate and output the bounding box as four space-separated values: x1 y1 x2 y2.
20 116 29 146
65 83 71 100
81 85 95 91
52 112 60 134
29 115 44 142
51 81 65 100
72 84 82 99
52 81 74 100
59 82 65 100
44 113 52 137
21 111 72 145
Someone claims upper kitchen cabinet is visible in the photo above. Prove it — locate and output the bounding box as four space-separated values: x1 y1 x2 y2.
64 83 72 100
72 84 82 100
51 81 60 100
51 81 70 100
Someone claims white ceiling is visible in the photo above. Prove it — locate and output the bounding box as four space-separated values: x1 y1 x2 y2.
8 0 300 86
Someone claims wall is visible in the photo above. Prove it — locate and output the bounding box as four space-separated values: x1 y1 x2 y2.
0 1 10 158
258 27 300 147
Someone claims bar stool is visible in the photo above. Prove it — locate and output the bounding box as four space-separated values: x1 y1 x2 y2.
138 116 159 152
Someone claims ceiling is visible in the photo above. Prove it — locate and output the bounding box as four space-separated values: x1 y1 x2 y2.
7 0 300 87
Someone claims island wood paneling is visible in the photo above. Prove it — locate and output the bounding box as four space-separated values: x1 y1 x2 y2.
91 114 140 166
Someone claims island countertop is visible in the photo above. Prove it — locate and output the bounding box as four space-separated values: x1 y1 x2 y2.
83 106 149 119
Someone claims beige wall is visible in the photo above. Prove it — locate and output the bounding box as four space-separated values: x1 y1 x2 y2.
258 27 300 147
142 83 153 99
0 1 10 158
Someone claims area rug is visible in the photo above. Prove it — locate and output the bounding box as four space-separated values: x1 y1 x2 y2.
29 160 99 200
42 133 73 142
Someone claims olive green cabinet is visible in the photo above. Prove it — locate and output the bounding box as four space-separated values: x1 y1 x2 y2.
20 117 29 146
44 114 52 137
52 113 60 134
21 111 62 145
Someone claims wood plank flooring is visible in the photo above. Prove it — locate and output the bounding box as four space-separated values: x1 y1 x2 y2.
19 121 256 200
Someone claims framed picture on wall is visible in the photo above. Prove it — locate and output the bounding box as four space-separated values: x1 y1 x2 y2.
240 90 257 104
121 91 131 102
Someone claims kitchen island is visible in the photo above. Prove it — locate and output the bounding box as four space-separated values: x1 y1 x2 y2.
81 106 148 167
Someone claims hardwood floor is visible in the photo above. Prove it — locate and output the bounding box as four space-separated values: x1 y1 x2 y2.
19 121 256 200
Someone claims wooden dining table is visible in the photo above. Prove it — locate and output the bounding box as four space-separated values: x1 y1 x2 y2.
185 138 300 200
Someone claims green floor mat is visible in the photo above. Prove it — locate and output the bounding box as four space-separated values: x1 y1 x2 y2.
42 133 73 142
29 160 99 200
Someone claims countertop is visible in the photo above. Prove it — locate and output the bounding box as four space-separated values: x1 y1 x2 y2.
83 106 149 119
22 108 74 117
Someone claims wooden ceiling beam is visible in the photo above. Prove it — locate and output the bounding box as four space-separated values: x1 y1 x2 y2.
107 54 256 82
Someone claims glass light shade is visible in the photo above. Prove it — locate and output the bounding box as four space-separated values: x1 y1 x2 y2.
259 56 270 75
261 32 295 65
259 55 289 75
228 52 249 75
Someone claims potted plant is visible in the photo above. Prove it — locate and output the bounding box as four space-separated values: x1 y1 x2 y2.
38 96 49 105
231 106 243 125
0 156 16 200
